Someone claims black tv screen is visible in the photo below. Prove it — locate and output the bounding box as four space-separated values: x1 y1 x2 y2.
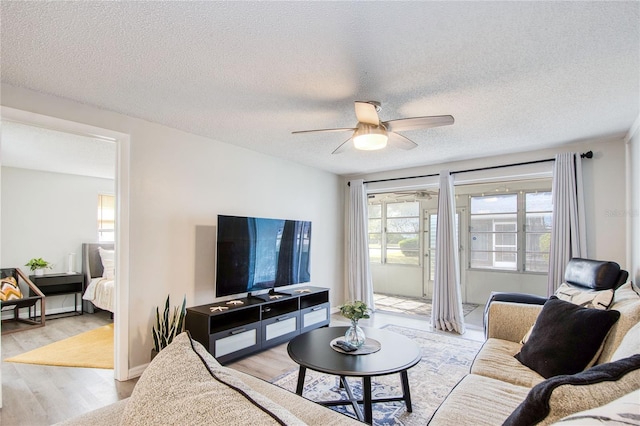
215 215 311 298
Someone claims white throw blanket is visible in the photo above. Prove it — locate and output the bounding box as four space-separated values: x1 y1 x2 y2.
83 277 114 312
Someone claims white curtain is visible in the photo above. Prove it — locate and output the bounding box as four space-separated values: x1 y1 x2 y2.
431 170 465 334
547 152 587 295
346 179 375 308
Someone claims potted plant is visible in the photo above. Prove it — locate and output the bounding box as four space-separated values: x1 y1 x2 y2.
151 294 186 360
338 300 371 347
25 258 53 276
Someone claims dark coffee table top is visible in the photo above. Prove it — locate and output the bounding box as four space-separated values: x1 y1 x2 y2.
287 326 421 377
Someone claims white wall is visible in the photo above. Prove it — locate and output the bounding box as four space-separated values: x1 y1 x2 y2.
1 167 114 316
347 136 628 304
1 84 345 371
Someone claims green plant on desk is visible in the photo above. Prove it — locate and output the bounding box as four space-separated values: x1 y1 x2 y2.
24 257 53 272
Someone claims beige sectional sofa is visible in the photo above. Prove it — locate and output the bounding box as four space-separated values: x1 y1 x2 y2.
429 281 640 425
58 271 639 425
58 332 361 426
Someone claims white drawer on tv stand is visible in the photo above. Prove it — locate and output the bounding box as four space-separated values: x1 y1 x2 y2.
300 302 330 333
210 321 262 364
261 311 301 349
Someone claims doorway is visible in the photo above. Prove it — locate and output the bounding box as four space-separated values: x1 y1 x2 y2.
0 106 130 381
368 191 469 303
422 206 467 301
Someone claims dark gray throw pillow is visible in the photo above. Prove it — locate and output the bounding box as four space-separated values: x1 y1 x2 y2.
514 296 620 378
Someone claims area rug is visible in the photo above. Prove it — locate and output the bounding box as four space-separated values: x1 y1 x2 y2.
5 323 114 369
271 324 483 425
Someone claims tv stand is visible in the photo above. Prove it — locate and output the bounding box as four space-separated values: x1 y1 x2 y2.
246 290 290 303
186 286 330 364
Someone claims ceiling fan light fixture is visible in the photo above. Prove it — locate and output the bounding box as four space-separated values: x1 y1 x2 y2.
353 123 388 151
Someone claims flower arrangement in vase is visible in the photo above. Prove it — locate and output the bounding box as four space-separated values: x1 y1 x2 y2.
338 300 371 348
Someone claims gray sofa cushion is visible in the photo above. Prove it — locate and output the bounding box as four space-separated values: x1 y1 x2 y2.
120 332 305 426
611 321 640 362
597 282 640 364
471 338 545 388
551 389 640 425
503 354 640 426
428 374 530 426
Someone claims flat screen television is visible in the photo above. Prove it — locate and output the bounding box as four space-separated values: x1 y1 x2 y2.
215 214 312 298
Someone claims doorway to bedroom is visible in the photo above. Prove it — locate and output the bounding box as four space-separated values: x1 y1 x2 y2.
0 107 130 381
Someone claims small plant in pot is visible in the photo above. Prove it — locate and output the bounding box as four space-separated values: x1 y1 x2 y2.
151 294 186 360
25 258 53 276
338 300 371 348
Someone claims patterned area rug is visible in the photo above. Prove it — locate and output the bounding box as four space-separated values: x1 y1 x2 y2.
271 324 484 425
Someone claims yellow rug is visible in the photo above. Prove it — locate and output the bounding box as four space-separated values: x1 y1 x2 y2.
5 323 114 369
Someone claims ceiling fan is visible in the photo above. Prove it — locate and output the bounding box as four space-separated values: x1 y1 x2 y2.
292 101 454 154
393 190 436 200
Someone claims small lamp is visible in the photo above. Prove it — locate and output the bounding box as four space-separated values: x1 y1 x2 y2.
353 123 388 150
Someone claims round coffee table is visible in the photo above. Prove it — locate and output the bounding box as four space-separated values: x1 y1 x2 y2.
287 326 421 424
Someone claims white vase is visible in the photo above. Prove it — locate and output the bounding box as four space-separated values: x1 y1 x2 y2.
35 269 44 276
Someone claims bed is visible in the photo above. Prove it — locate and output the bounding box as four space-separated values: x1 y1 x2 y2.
82 243 115 313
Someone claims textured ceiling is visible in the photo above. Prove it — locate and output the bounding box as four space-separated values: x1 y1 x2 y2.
1 1 639 176
2 121 116 179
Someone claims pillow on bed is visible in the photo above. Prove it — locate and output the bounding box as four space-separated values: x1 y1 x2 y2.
98 247 115 280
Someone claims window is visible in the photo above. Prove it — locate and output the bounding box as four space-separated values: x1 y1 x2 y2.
368 204 382 263
386 202 420 265
525 192 552 272
368 199 420 265
469 191 552 272
470 194 518 270
98 194 115 242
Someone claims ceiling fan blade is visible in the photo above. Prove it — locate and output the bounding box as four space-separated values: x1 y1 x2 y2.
292 127 356 135
383 115 454 132
389 132 419 150
331 137 353 155
354 101 380 125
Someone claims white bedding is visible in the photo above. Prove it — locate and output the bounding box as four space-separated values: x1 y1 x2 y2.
83 277 114 312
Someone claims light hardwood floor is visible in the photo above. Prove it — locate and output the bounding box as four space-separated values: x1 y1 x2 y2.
1 307 484 425
1 311 135 426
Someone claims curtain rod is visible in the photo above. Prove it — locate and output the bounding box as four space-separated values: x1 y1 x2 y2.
349 150 593 186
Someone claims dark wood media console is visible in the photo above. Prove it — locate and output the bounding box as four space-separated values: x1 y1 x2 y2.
185 286 330 363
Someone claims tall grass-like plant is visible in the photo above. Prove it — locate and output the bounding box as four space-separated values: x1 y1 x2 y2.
152 295 186 352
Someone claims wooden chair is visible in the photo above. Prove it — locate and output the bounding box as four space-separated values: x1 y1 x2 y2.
1 268 46 334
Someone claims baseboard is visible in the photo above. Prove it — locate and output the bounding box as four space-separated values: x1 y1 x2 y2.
127 363 148 380
0 304 82 320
